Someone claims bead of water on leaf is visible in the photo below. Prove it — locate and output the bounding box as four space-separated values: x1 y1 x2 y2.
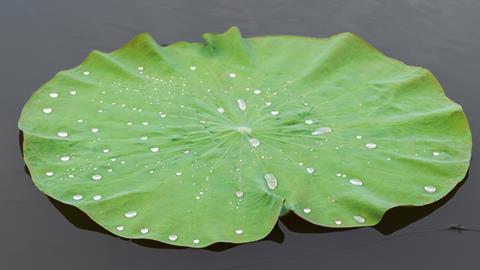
92 195 102 201
271 110 279 116
193 239 200 244
432 152 440 156
124 211 137 218
57 131 68 138
353 215 366 224
70 90 77 95
116 226 124 231
217 107 225 114
91 174 102 181
303 208 311 214
169 234 178 241
42 107 52 114
356 135 362 139
91 128 99 133
335 220 342 225
49 92 58 98
46 171 54 176
235 229 243 235
60 156 70 161
424 185 437 193
349 179 363 186
236 99 246 111
190 66 196 71
72 194 83 201
264 173 278 190
249 138 260 148
235 191 244 198
140 228 149 234
229 73 236 78
306 167 315 174
253 89 262 95
150 147 159 152
305 119 314 125
365 143 377 149
312 127 332 135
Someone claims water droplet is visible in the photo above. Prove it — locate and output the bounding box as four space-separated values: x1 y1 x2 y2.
159 112 167 118
92 195 102 201
124 211 137 218
271 110 279 116
306 167 315 174
138 66 144 71
432 152 440 156
190 66 196 71
264 173 278 190
102 149 109 153
46 171 54 176
305 120 314 125
365 143 377 149
356 135 362 139
335 220 342 225
140 228 149 234
140 136 148 141
253 89 262 95
249 138 260 148
150 147 159 153
229 73 236 78
176 172 182 176
235 229 243 235
57 131 68 138
424 185 437 193
83 71 90 75
70 90 77 95
312 127 332 135
91 128 99 133
116 226 124 231
303 208 311 214
236 99 246 111
49 92 58 98
72 194 83 201
349 179 363 186
217 107 225 114
353 215 366 224
235 191 244 198
193 239 200 244
169 234 178 241
42 107 53 114
60 156 70 162
91 174 102 181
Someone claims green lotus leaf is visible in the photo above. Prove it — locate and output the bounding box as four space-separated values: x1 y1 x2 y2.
18 27 472 248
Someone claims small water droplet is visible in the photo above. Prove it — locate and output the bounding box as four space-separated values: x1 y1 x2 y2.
249 138 260 148
150 147 159 153
91 128 99 133
349 179 363 186
193 239 200 244
424 185 437 193
235 191 244 198
236 99 246 111
235 229 243 235
190 66 196 71
353 215 366 224
356 135 362 139
229 73 236 78
70 90 77 95
140 228 149 234
264 173 278 190
72 194 83 201
103 149 109 153
432 152 440 156
91 174 102 181
306 167 315 174
83 71 90 75
92 195 102 201
140 136 148 141
49 92 58 98
176 171 182 176
303 208 311 214
46 171 54 177
57 131 68 138
124 211 137 218
271 110 279 116
217 107 225 114
42 107 53 114
116 226 124 231
253 89 262 95
138 66 144 71
169 234 178 241
335 220 342 225
305 120 314 125
365 143 377 149
60 156 70 162
312 127 332 135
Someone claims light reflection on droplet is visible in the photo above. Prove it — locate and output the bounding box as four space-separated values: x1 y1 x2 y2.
57 131 68 138
91 174 102 181
169 234 178 241
235 229 243 235
349 179 363 186
60 156 70 162
235 191 244 198
365 143 377 149
124 211 137 218
264 173 278 190
150 147 159 153
303 208 311 214
236 99 246 111
306 167 315 174
249 138 260 148
424 185 437 193
217 107 225 114
72 194 83 201
353 215 366 224
140 228 149 234
42 107 53 114
312 127 332 135
92 195 102 201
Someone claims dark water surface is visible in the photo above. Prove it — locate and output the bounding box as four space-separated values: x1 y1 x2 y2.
1 0 479 269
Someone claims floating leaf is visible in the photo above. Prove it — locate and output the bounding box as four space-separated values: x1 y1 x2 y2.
18 27 472 247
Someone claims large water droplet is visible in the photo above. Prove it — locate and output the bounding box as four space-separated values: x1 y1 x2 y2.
169 234 178 241
353 215 366 224
57 131 68 138
236 99 246 111
124 211 137 218
349 179 363 186
312 127 332 135
264 173 278 190
365 143 377 149
92 174 102 181
424 185 437 193
249 138 260 148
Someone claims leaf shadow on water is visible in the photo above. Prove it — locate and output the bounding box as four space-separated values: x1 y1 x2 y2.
19 131 469 251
